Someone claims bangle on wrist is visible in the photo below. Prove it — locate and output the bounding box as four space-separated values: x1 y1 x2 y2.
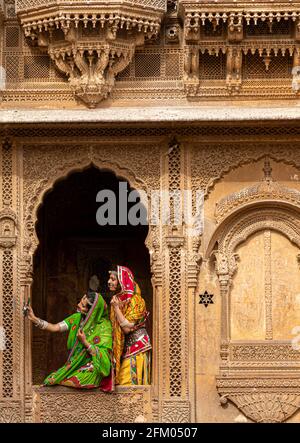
120 319 132 328
34 317 48 330
87 344 96 356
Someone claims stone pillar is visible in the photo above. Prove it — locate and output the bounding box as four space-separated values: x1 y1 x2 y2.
0 137 21 422
159 140 193 422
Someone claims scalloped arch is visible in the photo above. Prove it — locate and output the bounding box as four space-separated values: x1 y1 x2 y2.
24 157 151 260
206 204 300 259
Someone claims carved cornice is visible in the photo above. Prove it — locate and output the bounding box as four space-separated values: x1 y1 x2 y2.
180 1 300 23
16 1 167 107
16 1 166 31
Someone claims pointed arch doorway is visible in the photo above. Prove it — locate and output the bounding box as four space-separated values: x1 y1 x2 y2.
31 166 152 384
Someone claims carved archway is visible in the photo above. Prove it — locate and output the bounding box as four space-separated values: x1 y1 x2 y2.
21 156 159 422
208 202 300 423
23 157 150 264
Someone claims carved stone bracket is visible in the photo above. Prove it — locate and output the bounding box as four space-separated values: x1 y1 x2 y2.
49 40 136 108
16 1 167 107
212 251 238 288
217 377 300 423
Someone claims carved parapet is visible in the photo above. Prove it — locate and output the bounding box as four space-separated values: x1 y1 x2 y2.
16 1 167 107
32 385 152 423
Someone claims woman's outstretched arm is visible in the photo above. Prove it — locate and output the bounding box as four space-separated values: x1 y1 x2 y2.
27 305 61 333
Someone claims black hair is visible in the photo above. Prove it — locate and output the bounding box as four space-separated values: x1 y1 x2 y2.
109 265 118 273
86 290 96 307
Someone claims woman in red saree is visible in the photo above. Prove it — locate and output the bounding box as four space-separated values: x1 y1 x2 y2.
108 265 152 385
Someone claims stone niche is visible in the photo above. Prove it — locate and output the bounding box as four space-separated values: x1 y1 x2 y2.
15 1 167 107
197 158 300 423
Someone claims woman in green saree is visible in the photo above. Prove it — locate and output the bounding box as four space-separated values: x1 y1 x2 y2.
27 291 113 391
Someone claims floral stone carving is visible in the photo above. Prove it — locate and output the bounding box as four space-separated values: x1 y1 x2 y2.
16 1 167 107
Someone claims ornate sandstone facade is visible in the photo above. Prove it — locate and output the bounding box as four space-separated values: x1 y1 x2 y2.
0 0 300 424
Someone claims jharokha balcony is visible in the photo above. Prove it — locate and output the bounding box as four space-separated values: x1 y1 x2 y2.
14 1 300 104
15 1 167 107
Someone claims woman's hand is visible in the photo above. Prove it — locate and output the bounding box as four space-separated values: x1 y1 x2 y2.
77 328 88 347
27 306 37 323
110 295 120 309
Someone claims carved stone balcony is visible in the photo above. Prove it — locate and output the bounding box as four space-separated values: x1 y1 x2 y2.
179 1 300 97
179 0 300 38
16 1 167 107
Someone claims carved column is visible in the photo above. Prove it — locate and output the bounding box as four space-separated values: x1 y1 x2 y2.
0 137 20 422
159 140 191 422
21 266 33 422
214 251 238 370
146 222 163 422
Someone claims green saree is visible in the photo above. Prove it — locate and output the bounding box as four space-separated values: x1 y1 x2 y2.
43 293 113 391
